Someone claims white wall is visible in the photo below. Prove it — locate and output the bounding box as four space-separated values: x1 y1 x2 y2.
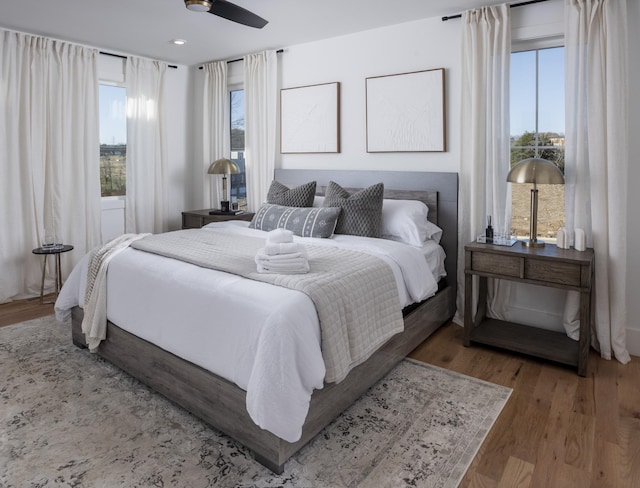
625 0 640 355
278 15 461 173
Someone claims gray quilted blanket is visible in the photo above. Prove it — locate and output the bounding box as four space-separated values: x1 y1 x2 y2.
131 229 404 383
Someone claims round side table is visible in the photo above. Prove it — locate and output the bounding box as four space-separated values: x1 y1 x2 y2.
32 244 74 304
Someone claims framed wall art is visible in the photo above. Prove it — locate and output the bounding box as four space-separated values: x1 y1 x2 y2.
280 81 340 154
366 68 445 152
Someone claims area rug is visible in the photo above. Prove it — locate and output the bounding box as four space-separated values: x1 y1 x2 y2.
1 316 511 487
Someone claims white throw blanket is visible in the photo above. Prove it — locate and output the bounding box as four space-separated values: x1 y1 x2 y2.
82 233 149 351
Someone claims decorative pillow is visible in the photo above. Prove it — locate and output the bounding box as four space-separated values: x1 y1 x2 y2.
266 180 316 207
249 203 341 238
323 181 384 237
380 199 431 247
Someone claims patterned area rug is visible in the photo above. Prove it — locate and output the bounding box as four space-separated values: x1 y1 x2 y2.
1 316 511 487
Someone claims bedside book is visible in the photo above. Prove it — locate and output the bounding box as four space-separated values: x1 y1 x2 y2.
209 209 244 215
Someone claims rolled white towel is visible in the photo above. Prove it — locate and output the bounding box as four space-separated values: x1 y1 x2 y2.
266 228 294 244
264 242 301 256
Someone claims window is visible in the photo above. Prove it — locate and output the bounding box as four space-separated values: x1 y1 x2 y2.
510 46 565 240
229 88 247 210
99 84 127 197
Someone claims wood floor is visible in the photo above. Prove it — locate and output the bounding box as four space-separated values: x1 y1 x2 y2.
2 298 638 487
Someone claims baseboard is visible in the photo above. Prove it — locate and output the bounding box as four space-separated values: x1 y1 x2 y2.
626 327 640 358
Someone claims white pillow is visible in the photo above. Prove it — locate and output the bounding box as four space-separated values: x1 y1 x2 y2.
380 199 442 246
315 195 442 245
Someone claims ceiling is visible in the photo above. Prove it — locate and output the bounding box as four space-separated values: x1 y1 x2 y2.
0 0 493 66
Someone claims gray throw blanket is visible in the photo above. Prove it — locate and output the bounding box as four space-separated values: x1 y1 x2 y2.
131 229 404 383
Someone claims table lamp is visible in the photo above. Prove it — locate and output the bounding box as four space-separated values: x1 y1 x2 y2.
506 157 564 247
207 158 239 212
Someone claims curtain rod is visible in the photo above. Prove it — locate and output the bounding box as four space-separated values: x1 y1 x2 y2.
99 51 178 69
441 0 549 21
198 49 283 70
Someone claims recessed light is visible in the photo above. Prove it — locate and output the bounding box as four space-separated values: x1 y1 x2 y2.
171 39 187 46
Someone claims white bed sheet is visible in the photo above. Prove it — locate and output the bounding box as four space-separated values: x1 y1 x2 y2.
55 222 445 443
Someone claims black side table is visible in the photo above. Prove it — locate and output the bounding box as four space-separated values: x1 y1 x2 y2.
32 245 74 304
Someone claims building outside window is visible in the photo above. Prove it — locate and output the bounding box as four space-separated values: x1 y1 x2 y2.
99 84 127 197
510 46 565 240
229 88 246 210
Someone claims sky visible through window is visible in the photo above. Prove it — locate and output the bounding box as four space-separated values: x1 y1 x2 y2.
99 85 126 145
511 47 564 137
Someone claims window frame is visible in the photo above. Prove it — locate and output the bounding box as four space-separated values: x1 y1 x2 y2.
98 81 127 200
228 84 246 210
509 39 565 241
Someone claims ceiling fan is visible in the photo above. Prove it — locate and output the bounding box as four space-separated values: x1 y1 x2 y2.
184 0 268 29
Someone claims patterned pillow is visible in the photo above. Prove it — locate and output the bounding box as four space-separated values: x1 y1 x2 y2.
323 181 384 237
266 180 316 207
249 203 341 238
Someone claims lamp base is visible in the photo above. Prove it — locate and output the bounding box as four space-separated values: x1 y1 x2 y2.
523 239 545 248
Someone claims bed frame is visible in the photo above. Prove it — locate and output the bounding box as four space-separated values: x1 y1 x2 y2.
71 169 458 474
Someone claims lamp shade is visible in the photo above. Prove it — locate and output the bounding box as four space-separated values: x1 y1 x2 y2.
506 158 564 185
207 158 239 175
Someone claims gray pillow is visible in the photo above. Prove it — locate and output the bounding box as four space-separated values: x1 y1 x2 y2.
323 181 384 237
266 180 316 207
249 203 341 238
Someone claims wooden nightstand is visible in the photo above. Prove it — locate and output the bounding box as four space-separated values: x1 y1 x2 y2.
464 240 594 376
181 209 255 229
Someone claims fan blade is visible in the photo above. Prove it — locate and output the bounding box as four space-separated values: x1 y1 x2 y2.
209 0 268 29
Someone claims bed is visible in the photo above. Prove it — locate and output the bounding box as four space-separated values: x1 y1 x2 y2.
59 169 458 473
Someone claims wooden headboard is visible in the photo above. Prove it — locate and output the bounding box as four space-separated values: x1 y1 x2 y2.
274 169 459 291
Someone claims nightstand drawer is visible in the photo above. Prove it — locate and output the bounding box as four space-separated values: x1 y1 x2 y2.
470 252 522 278
182 214 204 229
524 260 582 287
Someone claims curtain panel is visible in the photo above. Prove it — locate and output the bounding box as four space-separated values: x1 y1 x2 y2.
244 50 278 211
201 61 229 209
455 5 512 324
0 29 101 303
563 0 630 363
125 56 168 234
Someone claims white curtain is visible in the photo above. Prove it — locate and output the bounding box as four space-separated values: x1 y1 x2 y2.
125 56 167 234
0 29 101 303
201 61 229 209
563 0 630 363
244 50 278 211
455 5 512 324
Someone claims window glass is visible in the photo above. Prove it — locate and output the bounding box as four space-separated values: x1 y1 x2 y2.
229 89 246 210
99 84 127 197
510 47 565 240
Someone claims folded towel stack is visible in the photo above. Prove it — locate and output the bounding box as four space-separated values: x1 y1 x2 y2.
255 229 310 274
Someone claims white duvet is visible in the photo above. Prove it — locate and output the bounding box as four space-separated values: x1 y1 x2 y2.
55 221 445 443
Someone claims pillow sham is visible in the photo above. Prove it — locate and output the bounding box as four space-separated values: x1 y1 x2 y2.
266 180 316 207
323 181 384 237
249 203 341 238
380 199 430 247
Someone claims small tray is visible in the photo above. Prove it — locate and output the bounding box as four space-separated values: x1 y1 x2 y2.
476 235 517 246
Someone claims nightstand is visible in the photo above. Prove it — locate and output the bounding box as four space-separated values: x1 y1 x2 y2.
181 209 255 229
464 240 594 376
